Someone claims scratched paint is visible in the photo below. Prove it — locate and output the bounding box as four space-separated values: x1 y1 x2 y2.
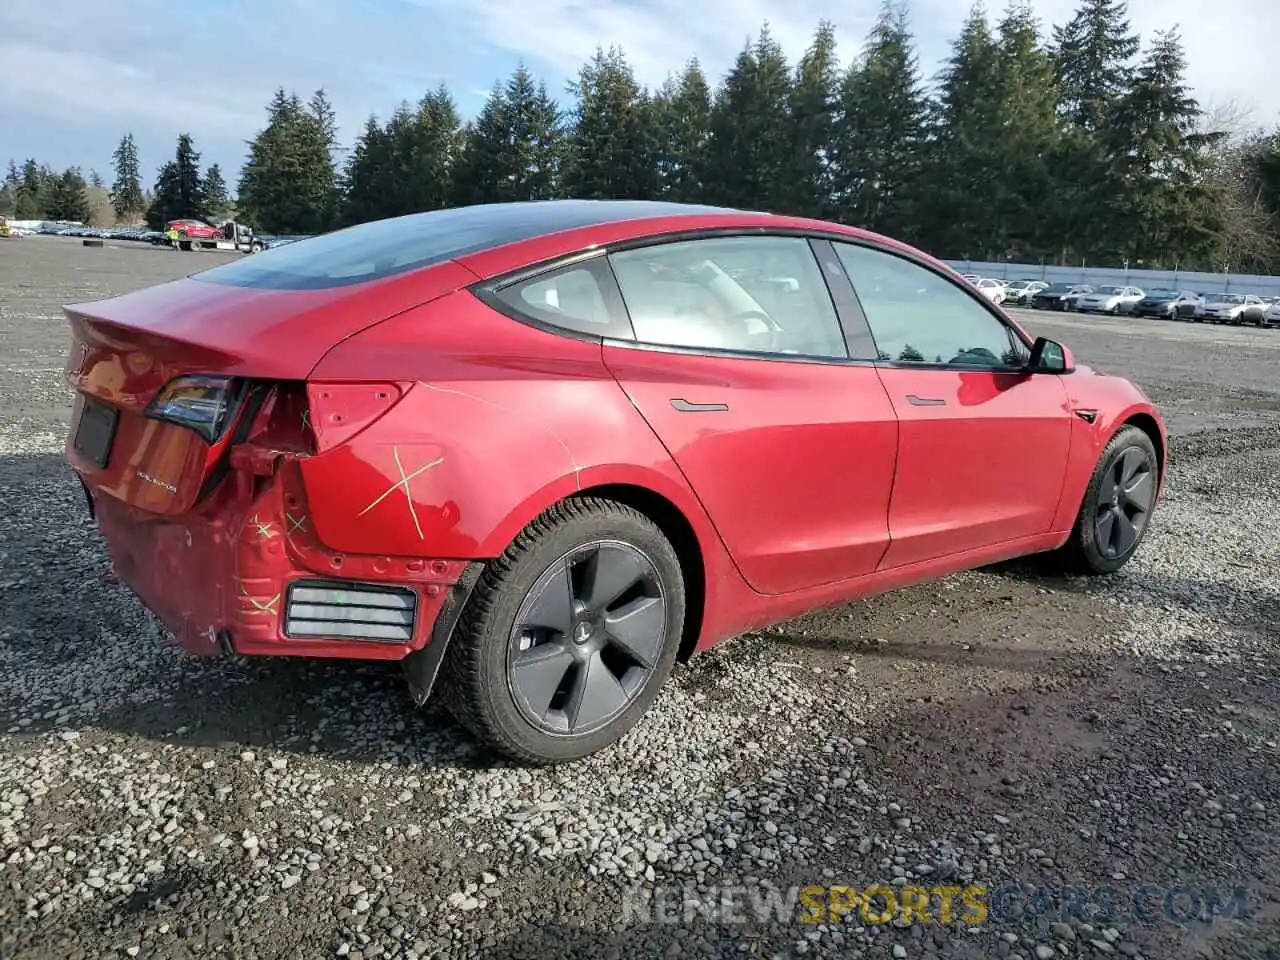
237 580 280 615
248 514 278 542
354 446 443 540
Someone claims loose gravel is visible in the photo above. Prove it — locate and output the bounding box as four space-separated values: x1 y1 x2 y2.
2 237 1279 959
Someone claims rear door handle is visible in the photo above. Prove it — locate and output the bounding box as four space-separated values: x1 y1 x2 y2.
671 399 729 413
906 395 946 406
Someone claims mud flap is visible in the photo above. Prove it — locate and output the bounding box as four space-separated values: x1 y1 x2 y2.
77 473 96 520
402 561 485 706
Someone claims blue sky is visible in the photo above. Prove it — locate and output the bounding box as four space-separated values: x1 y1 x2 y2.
2 0 1276 188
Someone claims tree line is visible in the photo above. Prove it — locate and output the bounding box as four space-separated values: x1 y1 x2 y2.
4 0 1280 272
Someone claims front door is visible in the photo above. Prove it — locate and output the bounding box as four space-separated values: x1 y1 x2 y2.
830 241 1073 569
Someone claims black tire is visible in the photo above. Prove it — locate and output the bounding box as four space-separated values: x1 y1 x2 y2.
439 497 685 764
1048 425 1160 575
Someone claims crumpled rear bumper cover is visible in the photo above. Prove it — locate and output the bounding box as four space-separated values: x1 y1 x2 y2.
85 468 467 660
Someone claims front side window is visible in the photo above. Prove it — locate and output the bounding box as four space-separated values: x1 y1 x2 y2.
833 242 1025 367
608 236 849 359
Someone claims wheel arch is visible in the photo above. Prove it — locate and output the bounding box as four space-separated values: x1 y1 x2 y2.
475 469 716 664
1121 411 1166 482
568 482 706 664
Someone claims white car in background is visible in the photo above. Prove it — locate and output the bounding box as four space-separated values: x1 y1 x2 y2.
1261 300 1280 327
1002 279 1049 306
974 278 1006 304
1196 293 1266 325
1073 285 1145 315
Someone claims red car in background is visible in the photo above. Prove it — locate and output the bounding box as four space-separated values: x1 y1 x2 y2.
62 200 1167 764
165 218 222 240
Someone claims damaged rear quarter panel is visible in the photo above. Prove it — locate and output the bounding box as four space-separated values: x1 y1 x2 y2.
300 290 716 560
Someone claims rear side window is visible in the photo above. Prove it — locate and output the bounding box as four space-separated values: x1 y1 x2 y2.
490 259 633 339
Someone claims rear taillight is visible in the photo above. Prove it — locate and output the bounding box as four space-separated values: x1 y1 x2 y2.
145 375 242 442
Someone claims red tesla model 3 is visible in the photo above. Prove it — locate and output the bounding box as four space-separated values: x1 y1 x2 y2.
63 200 1166 763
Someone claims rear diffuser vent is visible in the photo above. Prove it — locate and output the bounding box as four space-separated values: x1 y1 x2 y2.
284 579 418 643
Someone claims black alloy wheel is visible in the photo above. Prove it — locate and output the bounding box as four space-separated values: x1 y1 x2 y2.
440 498 685 764
1048 425 1160 575
508 540 667 737
1092 446 1157 561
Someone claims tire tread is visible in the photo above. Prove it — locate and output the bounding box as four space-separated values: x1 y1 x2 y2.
1049 424 1156 576
439 497 674 764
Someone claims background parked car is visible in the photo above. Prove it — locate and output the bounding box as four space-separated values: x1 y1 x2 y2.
974 278 1006 304
1073 285 1145 315
1029 283 1094 311
1195 293 1266 325
1262 300 1280 327
1131 289 1203 319
1002 279 1049 306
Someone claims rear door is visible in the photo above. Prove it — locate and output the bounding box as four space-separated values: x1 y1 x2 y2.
830 241 1073 569
586 234 900 596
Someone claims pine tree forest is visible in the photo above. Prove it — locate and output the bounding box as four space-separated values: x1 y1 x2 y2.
4 1 1280 273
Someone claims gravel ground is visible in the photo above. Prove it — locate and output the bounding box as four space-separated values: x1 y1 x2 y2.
2 236 1279 959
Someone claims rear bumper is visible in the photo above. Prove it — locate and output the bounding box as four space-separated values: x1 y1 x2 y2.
83 467 468 660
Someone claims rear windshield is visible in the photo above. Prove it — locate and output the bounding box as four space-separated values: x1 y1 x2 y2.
190 200 728 291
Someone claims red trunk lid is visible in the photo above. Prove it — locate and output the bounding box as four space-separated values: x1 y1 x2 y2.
64 262 476 515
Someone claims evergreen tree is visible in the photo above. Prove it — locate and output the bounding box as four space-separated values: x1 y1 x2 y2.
202 163 230 220
397 87 463 214
703 25 793 210
16 160 51 219
342 115 396 225
564 47 658 200
989 3 1063 258
830 2 929 238
88 170 104 189
652 60 713 201
46 168 91 222
145 134 205 229
1106 29 1221 265
237 88 340 234
343 86 461 223
110 133 145 221
784 22 839 218
452 65 564 205
0 162 18 217
307 89 342 228
916 5 1005 257
1051 0 1140 134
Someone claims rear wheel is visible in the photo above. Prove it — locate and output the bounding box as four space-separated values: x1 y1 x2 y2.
1048 425 1159 575
440 498 685 764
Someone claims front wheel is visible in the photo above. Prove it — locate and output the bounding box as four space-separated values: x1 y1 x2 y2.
440 498 685 764
1047 425 1159 575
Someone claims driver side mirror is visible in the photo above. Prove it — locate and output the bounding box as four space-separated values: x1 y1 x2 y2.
1028 337 1074 374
